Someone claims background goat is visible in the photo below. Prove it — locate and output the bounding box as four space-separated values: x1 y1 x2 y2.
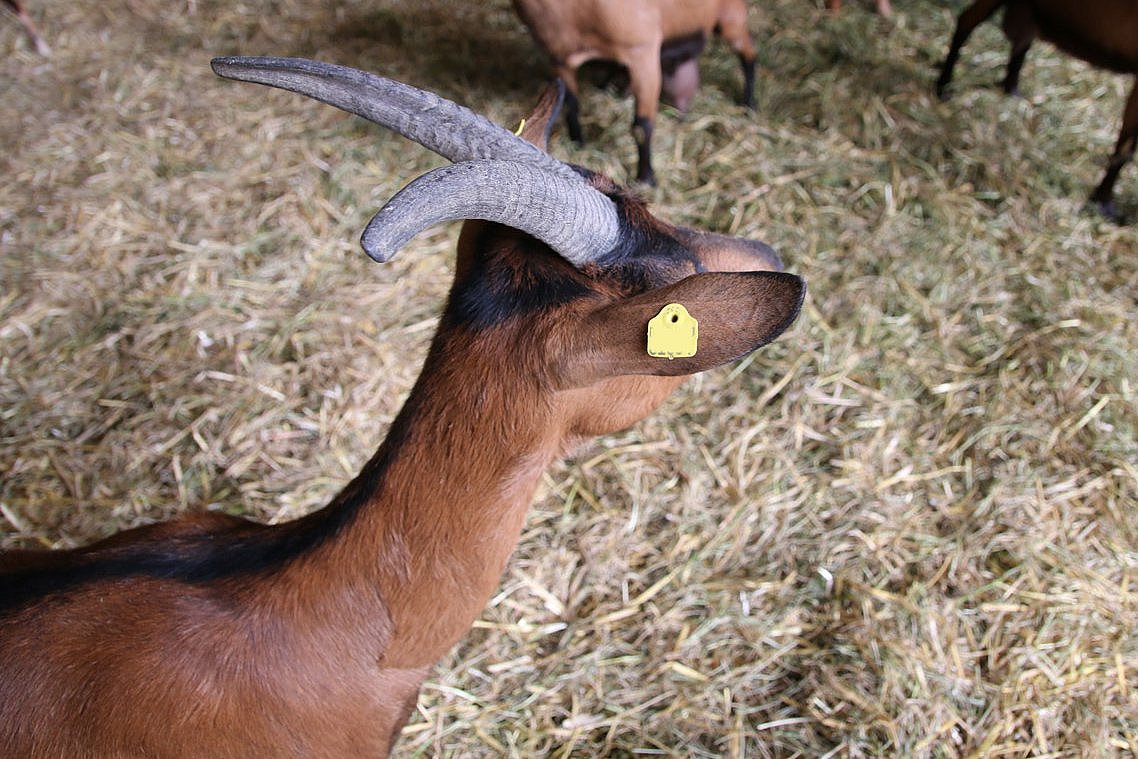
0 57 803 757
936 0 1138 219
511 0 758 185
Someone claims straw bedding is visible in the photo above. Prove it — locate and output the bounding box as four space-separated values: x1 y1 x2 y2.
2 0 1135 755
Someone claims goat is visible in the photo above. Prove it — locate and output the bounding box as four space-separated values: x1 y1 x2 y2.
0 57 804 757
936 0 1138 220
511 0 759 185
825 0 893 17
2 0 49 55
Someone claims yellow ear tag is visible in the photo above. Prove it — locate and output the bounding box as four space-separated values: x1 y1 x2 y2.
647 303 698 359
514 118 526 136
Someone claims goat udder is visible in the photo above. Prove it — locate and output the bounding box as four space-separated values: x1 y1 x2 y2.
663 58 700 113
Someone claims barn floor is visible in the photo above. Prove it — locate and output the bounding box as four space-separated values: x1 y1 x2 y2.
2 0 1136 755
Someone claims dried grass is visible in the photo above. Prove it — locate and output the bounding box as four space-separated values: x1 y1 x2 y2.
2 0 1137 756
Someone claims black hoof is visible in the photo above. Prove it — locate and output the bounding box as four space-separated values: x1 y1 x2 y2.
1089 197 1125 224
636 169 657 187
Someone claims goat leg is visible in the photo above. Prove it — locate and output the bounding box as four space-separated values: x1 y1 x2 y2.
714 5 757 108
625 44 661 185
739 53 756 109
563 87 584 144
1000 1 1037 95
1090 78 1138 221
937 0 1007 99
632 115 655 185
555 65 585 144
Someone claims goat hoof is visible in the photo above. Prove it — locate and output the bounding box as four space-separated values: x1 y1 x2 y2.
1090 197 1125 224
636 170 657 187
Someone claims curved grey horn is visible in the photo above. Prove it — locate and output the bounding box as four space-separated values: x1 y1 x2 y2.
210 56 581 182
211 56 623 267
362 160 621 266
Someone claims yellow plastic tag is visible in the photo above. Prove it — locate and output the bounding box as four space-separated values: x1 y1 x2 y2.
647 303 698 359
514 118 526 136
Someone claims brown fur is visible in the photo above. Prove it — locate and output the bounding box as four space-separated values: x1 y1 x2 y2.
511 0 758 184
936 0 1138 219
0 82 804 757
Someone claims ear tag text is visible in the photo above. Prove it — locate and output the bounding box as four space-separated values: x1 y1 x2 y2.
647 303 698 359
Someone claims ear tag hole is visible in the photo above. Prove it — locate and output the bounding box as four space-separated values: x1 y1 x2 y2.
647 303 698 359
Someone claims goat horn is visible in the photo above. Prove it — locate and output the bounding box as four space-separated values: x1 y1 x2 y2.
210 56 581 181
211 56 622 266
362 160 622 265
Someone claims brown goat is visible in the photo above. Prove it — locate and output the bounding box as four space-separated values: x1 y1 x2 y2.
0 57 804 757
512 0 758 185
936 0 1138 220
2 0 49 55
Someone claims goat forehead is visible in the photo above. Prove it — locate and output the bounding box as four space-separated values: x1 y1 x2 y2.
595 223 703 289
451 219 701 330
591 254 698 299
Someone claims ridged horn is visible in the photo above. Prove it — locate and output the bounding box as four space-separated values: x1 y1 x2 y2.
211 56 624 266
362 160 622 265
209 56 580 182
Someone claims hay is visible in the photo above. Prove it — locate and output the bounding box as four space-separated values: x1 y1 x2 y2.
2 0 1136 755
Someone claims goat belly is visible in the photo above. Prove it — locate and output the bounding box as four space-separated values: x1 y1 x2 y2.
661 30 707 65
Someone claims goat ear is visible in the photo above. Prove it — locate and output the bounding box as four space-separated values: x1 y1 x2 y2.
559 271 805 388
517 81 564 151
